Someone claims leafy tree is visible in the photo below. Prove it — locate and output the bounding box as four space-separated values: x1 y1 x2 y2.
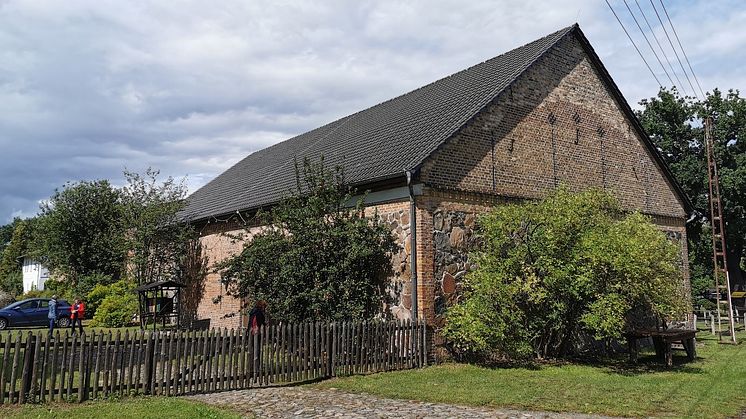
121 168 195 286
0 218 36 296
218 159 397 322
31 180 126 286
637 88 746 293
443 188 688 359
0 218 21 255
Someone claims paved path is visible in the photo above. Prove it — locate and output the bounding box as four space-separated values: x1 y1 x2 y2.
187 387 616 418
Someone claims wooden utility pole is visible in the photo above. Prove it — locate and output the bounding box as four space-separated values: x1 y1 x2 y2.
704 116 737 343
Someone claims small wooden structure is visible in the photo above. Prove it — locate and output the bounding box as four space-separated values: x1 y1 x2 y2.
135 280 185 330
627 329 697 367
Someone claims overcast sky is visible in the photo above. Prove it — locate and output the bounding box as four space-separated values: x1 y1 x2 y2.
1 0 743 223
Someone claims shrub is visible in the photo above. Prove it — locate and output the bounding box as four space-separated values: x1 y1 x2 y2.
0 271 22 297
443 188 688 360
0 290 14 308
91 292 138 327
87 279 134 321
86 280 137 327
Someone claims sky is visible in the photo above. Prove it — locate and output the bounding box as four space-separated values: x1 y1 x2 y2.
1 0 744 223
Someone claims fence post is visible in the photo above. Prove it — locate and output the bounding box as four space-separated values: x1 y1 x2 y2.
20 332 34 403
144 331 155 395
77 332 87 403
422 321 428 367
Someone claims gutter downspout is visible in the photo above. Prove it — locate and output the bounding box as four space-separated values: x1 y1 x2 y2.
406 170 418 321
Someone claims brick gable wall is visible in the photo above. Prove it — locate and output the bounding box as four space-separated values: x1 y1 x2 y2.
420 34 686 219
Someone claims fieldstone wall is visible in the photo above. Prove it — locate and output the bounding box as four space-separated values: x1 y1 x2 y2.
432 209 478 323
365 201 414 320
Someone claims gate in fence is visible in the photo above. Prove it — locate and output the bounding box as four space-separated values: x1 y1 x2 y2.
0 319 427 404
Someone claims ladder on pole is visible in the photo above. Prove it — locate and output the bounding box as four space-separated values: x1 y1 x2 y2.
705 116 737 344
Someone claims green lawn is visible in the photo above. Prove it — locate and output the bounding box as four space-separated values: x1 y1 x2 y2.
315 330 746 418
0 397 240 419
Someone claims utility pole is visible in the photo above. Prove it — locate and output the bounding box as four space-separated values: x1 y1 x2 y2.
704 116 737 344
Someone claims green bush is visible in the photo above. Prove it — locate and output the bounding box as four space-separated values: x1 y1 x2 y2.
443 188 688 360
86 279 134 321
91 291 138 327
0 272 22 297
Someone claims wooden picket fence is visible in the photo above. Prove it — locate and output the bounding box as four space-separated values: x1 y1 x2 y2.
0 319 427 404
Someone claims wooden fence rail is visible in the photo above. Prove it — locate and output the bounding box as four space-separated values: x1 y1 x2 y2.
0 319 427 404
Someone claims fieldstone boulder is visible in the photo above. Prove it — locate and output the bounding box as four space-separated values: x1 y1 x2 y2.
442 272 456 294
433 212 443 231
464 213 476 228
450 227 465 249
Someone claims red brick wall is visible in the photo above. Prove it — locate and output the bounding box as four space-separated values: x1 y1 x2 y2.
194 200 413 328
195 220 264 329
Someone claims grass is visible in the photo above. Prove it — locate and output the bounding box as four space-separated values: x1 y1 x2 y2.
0 396 241 419
315 330 746 418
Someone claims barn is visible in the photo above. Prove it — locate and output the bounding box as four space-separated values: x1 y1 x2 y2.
182 24 692 329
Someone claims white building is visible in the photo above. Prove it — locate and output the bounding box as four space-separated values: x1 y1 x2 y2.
21 256 49 293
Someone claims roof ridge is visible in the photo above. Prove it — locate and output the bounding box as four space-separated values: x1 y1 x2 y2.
183 24 586 221
320 24 578 139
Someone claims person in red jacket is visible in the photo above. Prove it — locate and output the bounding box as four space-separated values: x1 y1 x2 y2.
69 298 85 334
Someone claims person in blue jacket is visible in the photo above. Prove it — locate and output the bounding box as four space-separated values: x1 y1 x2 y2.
48 295 58 337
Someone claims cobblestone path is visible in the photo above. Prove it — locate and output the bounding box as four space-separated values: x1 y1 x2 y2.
186 387 616 418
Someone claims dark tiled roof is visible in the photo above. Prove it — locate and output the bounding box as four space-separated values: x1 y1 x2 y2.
182 25 577 221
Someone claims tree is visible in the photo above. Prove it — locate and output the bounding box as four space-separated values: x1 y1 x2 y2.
0 218 21 255
0 219 36 296
637 88 746 295
442 188 688 359
218 159 397 322
121 168 195 286
31 180 126 288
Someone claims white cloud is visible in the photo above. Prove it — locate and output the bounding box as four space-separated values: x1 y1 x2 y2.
0 0 743 223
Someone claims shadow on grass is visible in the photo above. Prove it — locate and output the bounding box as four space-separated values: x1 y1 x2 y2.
587 355 704 376
457 352 703 376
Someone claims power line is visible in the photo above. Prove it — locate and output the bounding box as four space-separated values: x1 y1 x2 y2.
622 0 676 89
658 0 706 98
605 0 662 88
634 0 687 95
649 0 699 97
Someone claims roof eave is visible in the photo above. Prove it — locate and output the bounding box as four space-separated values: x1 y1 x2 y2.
186 171 410 225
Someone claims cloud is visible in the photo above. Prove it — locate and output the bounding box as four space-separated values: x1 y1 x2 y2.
0 0 743 223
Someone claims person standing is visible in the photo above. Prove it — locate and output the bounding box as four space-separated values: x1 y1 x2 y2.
48 295 58 337
248 300 267 377
248 300 267 335
69 298 85 334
